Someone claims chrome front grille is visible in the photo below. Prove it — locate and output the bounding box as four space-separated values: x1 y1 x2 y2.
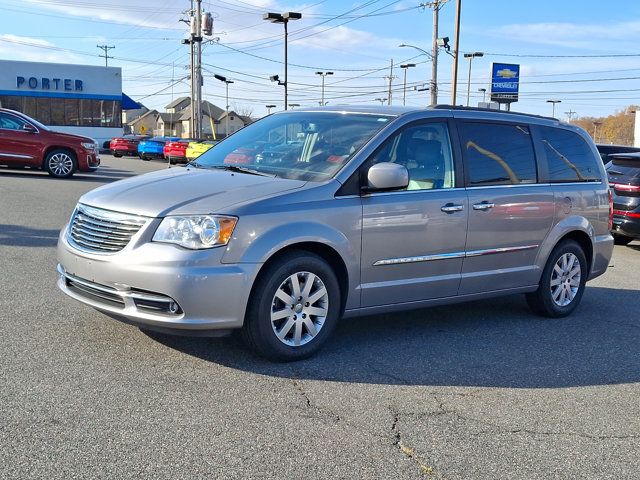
68 204 148 253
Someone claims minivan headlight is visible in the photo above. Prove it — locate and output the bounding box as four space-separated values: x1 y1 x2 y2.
153 215 237 249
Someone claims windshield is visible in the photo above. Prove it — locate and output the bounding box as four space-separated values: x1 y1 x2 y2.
193 112 393 181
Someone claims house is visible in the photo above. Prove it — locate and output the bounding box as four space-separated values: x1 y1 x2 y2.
128 109 158 136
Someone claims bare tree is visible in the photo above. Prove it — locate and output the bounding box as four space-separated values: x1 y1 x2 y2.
231 103 254 119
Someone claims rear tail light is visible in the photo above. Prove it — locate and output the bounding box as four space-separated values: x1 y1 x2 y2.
613 209 640 219
610 182 640 193
608 189 613 230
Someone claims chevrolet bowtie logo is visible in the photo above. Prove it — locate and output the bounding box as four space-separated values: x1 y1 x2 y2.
496 68 517 79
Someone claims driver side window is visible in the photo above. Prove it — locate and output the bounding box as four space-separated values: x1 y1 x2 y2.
0 113 27 131
368 122 455 190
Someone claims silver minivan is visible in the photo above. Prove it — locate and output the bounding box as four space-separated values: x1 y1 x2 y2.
57 106 614 360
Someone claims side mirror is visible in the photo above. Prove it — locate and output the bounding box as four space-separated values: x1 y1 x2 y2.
22 124 37 134
363 162 409 193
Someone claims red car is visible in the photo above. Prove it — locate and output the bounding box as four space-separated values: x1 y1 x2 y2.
163 139 191 164
0 107 99 178
110 135 149 157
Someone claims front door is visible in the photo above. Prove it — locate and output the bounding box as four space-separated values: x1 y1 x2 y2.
360 120 468 307
0 112 41 167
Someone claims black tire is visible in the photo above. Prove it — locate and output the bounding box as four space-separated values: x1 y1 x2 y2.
113 152 122 158
241 251 342 361
526 240 588 318
44 149 77 178
613 234 633 246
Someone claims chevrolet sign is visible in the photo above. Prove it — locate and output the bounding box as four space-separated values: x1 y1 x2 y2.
490 62 520 103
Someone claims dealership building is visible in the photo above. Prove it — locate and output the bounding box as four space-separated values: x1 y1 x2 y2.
0 60 136 145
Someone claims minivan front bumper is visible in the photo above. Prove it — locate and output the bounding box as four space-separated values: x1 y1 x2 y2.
56 231 260 334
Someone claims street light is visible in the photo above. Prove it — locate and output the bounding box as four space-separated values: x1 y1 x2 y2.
400 63 416 106
399 43 435 106
375 97 387 105
463 52 484 107
214 74 234 137
288 103 300 109
265 104 276 115
315 71 333 106
478 88 487 103
263 11 302 111
546 99 562 117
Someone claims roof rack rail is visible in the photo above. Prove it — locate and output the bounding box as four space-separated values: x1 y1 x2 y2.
431 104 558 122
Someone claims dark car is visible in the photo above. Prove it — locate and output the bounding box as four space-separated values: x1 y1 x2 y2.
597 144 640 164
606 152 640 244
110 135 149 157
0 107 99 178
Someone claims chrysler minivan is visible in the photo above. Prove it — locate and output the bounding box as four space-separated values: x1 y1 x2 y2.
57 106 614 360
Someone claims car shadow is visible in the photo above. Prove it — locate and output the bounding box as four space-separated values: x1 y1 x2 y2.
145 287 640 388
0 224 60 247
0 165 141 184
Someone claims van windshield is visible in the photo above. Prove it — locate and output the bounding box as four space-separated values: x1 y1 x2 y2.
192 112 393 181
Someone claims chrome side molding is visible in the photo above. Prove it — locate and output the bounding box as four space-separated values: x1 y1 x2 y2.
374 244 539 266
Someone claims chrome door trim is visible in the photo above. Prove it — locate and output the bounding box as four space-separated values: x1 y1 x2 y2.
465 244 539 257
0 152 34 159
472 202 495 210
374 244 539 266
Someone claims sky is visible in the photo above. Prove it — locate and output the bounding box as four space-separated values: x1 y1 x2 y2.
1 0 640 119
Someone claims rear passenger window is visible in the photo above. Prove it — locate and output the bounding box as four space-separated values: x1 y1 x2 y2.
538 127 600 182
460 122 537 186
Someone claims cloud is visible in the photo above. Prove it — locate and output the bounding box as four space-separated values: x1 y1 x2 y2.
0 34 80 63
293 25 376 50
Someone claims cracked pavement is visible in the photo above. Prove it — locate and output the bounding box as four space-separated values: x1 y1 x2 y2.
1 156 639 479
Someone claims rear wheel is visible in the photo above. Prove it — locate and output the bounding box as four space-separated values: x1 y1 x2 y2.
113 152 122 158
242 251 341 361
613 234 633 246
45 149 76 178
526 240 587 318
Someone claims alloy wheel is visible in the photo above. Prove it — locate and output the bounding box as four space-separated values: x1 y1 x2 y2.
270 271 329 347
49 153 74 176
550 252 581 307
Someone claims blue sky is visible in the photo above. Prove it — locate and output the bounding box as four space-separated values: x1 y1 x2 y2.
1 0 639 118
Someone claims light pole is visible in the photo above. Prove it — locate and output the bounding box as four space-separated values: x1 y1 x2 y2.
263 12 302 111
288 103 300 109
400 63 416 106
546 99 561 117
399 44 434 106
463 52 483 107
315 71 333 106
478 88 487 103
214 74 234 137
265 104 276 115
375 98 387 105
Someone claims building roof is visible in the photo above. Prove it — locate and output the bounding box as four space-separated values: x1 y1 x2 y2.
178 101 226 121
165 96 190 110
128 109 158 125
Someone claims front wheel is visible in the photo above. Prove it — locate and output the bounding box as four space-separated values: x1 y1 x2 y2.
45 149 76 178
526 240 587 318
242 251 341 361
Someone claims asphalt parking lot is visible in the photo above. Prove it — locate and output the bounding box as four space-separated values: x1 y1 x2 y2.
1 155 639 479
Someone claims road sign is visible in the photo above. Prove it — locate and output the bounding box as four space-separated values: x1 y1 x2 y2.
490 62 520 103
139 125 147 134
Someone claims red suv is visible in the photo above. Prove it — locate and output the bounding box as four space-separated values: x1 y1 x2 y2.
0 108 99 178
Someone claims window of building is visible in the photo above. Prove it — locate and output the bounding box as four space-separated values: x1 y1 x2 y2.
459 122 537 186
538 126 600 182
36 97 51 125
367 122 456 190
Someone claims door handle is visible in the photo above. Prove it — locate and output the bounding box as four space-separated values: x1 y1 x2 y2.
441 203 464 213
473 202 495 211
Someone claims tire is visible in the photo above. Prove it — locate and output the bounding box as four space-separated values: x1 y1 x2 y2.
113 152 122 158
241 251 342 361
45 149 76 178
613 234 633 246
526 240 587 318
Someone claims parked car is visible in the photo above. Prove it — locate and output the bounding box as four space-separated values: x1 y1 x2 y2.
163 139 193 164
138 136 180 161
606 152 640 244
0 107 99 178
57 106 613 361
110 135 149 157
596 144 640 164
186 140 217 161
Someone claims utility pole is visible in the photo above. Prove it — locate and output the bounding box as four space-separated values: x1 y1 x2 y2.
184 0 203 139
421 1 449 106
565 110 577 122
383 59 396 105
97 45 115 67
450 0 461 105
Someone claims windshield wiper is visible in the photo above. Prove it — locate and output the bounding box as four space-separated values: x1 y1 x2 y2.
206 165 275 177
